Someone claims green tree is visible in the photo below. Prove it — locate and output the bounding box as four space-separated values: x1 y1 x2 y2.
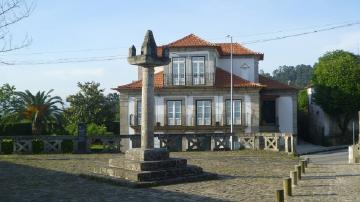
0 84 18 119
5 89 63 135
297 89 309 113
272 64 313 87
65 81 119 125
313 50 360 135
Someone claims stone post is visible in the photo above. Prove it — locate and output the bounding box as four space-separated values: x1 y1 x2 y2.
295 165 301 180
127 30 170 150
283 178 292 197
284 135 289 153
303 159 308 168
141 67 154 148
290 171 297 186
275 189 284 202
301 160 306 174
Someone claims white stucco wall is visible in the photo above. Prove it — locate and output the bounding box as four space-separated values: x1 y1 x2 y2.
276 96 293 133
217 57 257 82
186 96 193 126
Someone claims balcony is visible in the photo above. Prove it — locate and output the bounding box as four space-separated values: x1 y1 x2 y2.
163 73 215 87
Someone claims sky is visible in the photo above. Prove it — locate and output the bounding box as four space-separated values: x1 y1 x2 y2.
1 0 360 99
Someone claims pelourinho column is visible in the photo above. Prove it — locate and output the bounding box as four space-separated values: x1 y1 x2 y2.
127 30 170 149
141 66 154 148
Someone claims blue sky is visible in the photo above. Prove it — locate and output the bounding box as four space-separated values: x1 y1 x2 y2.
2 0 360 99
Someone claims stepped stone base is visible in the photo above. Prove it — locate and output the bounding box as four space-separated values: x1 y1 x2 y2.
89 148 217 187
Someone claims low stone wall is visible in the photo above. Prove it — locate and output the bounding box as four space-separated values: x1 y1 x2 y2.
0 133 296 155
124 133 296 154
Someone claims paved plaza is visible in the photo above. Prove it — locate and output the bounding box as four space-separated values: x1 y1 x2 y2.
1 149 359 201
0 151 298 202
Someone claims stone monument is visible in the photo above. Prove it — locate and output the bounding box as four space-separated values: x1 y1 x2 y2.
91 30 216 187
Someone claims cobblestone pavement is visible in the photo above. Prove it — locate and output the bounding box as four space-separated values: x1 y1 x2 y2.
289 149 360 202
0 150 298 202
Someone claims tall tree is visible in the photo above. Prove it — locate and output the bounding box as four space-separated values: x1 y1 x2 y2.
313 50 360 135
65 82 118 125
5 89 63 135
0 83 17 118
272 64 313 87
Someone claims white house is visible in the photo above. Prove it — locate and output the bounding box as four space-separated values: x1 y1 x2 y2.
114 34 298 147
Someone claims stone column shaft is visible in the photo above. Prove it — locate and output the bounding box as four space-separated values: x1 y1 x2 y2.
141 67 155 149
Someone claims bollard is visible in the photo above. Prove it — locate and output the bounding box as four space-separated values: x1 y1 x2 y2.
275 189 284 202
295 165 301 180
301 160 306 174
290 170 298 186
305 157 310 166
283 177 292 197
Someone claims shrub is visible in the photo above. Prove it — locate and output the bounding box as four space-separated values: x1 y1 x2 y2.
0 123 32 136
61 140 74 153
87 123 107 136
32 140 44 154
65 122 108 136
1 140 13 154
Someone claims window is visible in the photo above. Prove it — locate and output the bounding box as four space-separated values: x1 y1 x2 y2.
192 57 205 85
167 101 182 125
172 57 186 85
260 100 275 126
196 100 211 125
225 99 242 125
137 100 141 125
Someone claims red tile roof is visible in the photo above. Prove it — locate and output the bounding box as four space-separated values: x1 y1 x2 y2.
157 34 263 59
167 34 216 48
116 71 164 90
215 43 264 59
115 69 265 90
115 70 297 91
258 75 298 91
215 68 264 88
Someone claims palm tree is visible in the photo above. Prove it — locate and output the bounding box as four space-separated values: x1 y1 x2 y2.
6 89 63 135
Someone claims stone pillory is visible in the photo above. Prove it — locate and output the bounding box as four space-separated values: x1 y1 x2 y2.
127 30 170 149
91 30 216 186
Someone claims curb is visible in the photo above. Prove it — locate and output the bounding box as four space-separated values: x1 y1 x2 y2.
297 146 348 156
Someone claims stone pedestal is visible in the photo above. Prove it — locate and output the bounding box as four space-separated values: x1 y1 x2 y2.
91 148 215 187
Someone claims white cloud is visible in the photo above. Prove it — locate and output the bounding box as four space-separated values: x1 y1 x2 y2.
43 68 104 78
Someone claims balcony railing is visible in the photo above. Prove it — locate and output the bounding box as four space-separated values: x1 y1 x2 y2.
163 73 215 87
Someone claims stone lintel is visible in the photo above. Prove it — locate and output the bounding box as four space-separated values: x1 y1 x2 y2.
125 148 169 161
109 158 187 172
127 55 170 67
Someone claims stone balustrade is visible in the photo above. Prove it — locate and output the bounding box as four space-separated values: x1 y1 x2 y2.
0 132 296 155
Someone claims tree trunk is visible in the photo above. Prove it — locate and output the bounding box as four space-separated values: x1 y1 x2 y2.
337 114 351 136
32 123 42 135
